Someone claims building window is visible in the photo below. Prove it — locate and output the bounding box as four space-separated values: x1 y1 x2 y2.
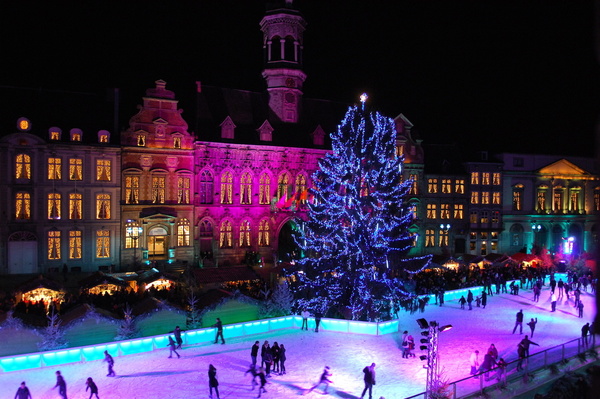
16 154 31 180
125 220 141 249
481 191 490 204
99 132 109 143
482 172 490 185
455 179 465 194
219 220 233 248
427 179 438 193
69 158 83 180
239 219 251 247
137 135 146 146
48 193 61 220
199 219 213 237
471 172 479 185
513 185 523 211
50 129 61 140
220 171 233 204
409 174 418 195
438 229 449 247
410 203 418 219
177 176 191 204
296 174 307 203
240 172 252 205
480 211 489 225
259 173 271 205
48 230 61 260
513 157 524 167
426 204 437 219
440 204 450 219
177 219 190 246
152 176 166 204
553 188 564 212
492 192 501 205
69 193 82 219
277 173 291 200
493 173 501 185
16 192 31 219
441 179 452 194
470 211 477 224
125 176 140 204
570 188 580 212
69 230 82 259
96 159 111 181
594 188 600 211
96 193 110 219
425 229 435 247
492 211 500 225
471 191 479 204
96 230 110 258
453 204 464 219
173 137 182 149
199 170 214 204
48 157 62 180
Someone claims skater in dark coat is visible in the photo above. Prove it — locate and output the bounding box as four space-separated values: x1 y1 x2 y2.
264 346 273 377
360 363 376 399
481 291 487 309
208 364 220 399
314 311 322 332
86 377 99 399
467 290 474 310
261 341 270 368
271 342 280 374
103 350 115 376
167 336 180 358
53 370 68 399
279 344 287 375
307 366 333 394
459 296 466 309
171 326 184 349
512 309 524 334
520 335 539 357
257 367 268 398
213 318 225 344
14 381 32 399
527 318 538 337
251 340 260 366
245 364 259 390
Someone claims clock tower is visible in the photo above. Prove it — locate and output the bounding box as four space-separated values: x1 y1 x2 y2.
260 0 306 123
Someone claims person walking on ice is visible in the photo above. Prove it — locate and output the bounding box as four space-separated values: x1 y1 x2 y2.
208 364 220 399
306 366 333 395
103 350 115 377
53 370 68 399
86 377 99 399
14 381 32 399
512 309 524 334
167 336 180 358
214 318 225 344
360 363 376 399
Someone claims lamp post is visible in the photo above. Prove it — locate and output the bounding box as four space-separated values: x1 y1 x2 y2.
417 318 453 399
126 224 143 269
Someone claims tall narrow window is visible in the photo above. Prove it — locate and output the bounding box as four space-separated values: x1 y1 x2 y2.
96 159 111 181
177 218 190 246
537 190 546 211
409 174 418 195
199 170 214 204
480 211 489 225
48 157 62 180
493 173 501 185
125 220 141 249
69 230 82 259
453 204 464 219
553 188 563 212
455 179 465 194
482 172 490 185
427 179 438 193
240 172 252 205
258 219 270 246
594 188 600 211
173 137 181 149
152 176 166 204
96 193 111 219
177 176 191 204
69 158 83 180
48 193 61 220
239 219 251 247
259 173 271 205
438 229 449 247
425 229 435 247
220 171 233 204
410 203 418 219
426 203 437 219
16 154 31 180
492 192 501 205
15 192 31 219
481 191 490 205
513 185 523 211
125 176 140 204
470 211 478 224
96 230 110 258
69 193 82 219
471 191 479 204
219 220 233 248
441 179 452 194
137 135 146 146
48 230 61 260
277 173 291 199
296 174 307 202
492 211 500 225
440 204 450 219
570 189 580 211
471 172 479 185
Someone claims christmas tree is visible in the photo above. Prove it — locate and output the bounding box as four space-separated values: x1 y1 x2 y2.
290 97 431 320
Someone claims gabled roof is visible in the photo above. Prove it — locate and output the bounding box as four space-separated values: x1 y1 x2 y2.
14 276 64 293
137 268 179 284
537 159 595 179
78 272 129 289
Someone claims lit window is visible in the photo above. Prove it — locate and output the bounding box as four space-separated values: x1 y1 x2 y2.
48 230 61 260
15 192 31 219
177 176 191 204
470 211 477 224
240 172 252 205
553 188 563 212
137 135 146 146
438 229 449 247
426 204 437 219
440 204 450 219
70 129 82 142
69 230 82 259
219 220 233 248
537 188 547 211
278 173 291 200
409 174 418 195
296 174 307 204
492 211 500 225
177 219 190 246
493 192 501 205
199 219 213 237
441 179 452 194
152 176 166 204
50 130 61 140
69 193 82 219
48 193 61 220
480 211 489 225
493 173 501 185
427 179 438 194
220 171 233 204
410 203 418 219
455 179 465 194
425 229 435 247
96 230 110 258
69 158 83 180
239 219 251 247
471 191 479 204
125 221 141 249
96 193 111 219
199 170 214 204
96 159 111 181
16 154 31 180
99 133 109 143
482 173 490 185
259 173 271 205
594 188 600 211
173 137 181 149
48 158 62 180
570 189 580 211
453 204 464 219
125 176 140 204
481 191 490 204
471 172 479 185
513 185 523 211
258 219 270 246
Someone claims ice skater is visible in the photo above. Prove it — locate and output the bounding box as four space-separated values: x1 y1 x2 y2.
171 325 184 349
459 296 466 309
467 290 474 310
301 308 310 330
360 363 376 399
550 293 557 312
306 366 333 395
53 370 67 399
167 336 180 358
261 341 270 368
208 364 220 399
582 322 590 347
512 309 524 334
103 350 115 376
245 364 259 390
469 350 480 377
272 342 280 374
14 381 32 399
577 300 584 318
251 340 260 366
86 377 99 399
279 343 287 375
527 318 538 337
314 310 322 332
257 367 268 398
214 318 225 344
520 335 539 357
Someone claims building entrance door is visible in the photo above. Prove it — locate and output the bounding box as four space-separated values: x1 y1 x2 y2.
148 226 168 259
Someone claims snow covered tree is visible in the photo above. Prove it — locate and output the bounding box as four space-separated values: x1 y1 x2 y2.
38 306 68 351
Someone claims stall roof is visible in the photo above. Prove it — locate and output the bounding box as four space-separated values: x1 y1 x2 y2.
137 268 179 284
78 272 129 289
15 276 64 293
509 253 540 263
192 266 262 285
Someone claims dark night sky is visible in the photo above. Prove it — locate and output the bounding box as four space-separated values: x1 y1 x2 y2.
1 0 598 156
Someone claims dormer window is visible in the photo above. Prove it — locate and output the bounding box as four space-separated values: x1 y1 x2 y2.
137 134 146 147
98 130 110 143
70 128 83 142
49 127 62 140
173 136 182 149
220 116 236 140
257 120 274 142
311 125 325 146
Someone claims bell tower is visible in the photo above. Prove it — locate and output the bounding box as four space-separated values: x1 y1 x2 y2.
260 0 306 123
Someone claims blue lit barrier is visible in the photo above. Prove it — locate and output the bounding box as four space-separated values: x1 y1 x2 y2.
119 338 154 355
0 354 43 372
377 320 399 335
42 349 83 366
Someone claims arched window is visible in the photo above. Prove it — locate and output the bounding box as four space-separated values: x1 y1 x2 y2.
199 219 213 237
178 218 190 246
277 173 291 200
258 219 270 246
239 219 251 247
96 193 111 219
69 229 82 259
220 171 233 204
16 153 31 180
296 174 307 201
48 192 61 220
259 173 271 205
16 192 31 220
199 170 214 204
240 172 252 205
219 220 233 248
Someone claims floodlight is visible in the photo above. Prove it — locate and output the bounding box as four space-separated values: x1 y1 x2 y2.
439 324 453 333
419 355 428 361
417 318 429 329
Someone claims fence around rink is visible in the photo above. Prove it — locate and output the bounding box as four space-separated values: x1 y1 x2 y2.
0 315 401 373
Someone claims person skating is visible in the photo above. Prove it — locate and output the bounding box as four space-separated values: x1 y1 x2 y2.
53 370 68 399
214 318 225 344
401 331 409 358
478 351 497 381
469 350 480 377
360 363 376 399
271 342 280 374
481 291 487 309
306 366 333 395
512 309 524 334
495 358 508 386
487 343 498 361
467 290 474 310
171 325 184 349
103 350 115 376
279 344 287 375
257 367 268 398
516 342 526 372
301 308 310 330
264 344 273 377
261 341 270 368
527 318 538 337
167 336 180 358
245 364 259 390
208 364 220 399
86 377 99 399
406 334 416 358
550 293 557 312
14 381 32 399
582 322 590 347
251 340 260 366
520 335 539 357
577 300 584 318
314 310 322 332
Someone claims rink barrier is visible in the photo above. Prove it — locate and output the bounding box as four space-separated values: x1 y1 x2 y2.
0 315 400 373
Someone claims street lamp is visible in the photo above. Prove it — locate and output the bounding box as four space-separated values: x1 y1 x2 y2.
417 318 453 399
126 223 143 269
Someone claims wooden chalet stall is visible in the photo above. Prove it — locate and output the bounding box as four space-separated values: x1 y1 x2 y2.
509 253 542 268
136 268 178 292
14 276 66 310
192 266 262 292
78 272 131 295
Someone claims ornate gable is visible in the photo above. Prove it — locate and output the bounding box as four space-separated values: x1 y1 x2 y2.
537 159 593 179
